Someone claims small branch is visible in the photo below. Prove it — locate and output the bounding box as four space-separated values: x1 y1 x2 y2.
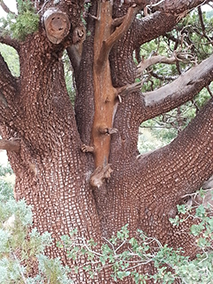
117 81 142 97
81 144 94 153
137 54 176 76
0 0 16 14
198 6 213 46
0 139 20 152
150 70 177 81
111 16 125 28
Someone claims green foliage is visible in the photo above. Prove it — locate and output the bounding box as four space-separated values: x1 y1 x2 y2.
0 163 14 202
0 0 39 41
0 44 20 76
0 190 72 283
0 164 13 177
138 8 213 153
59 213 213 284
0 179 212 283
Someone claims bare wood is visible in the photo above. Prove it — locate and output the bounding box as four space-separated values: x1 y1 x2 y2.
137 54 177 76
91 1 118 174
43 8 70 44
98 4 138 65
0 139 20 152
90 164 113 188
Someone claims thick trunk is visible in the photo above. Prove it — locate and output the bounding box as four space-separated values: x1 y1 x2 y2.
0 0 213 283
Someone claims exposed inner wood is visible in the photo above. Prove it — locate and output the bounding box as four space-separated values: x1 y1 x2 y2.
92 2 117 173
89 2 138 187
43 8 70 44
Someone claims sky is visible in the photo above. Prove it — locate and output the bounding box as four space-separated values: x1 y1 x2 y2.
0 0 17 18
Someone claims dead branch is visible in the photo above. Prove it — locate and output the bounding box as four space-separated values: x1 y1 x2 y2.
42 8 70 44
137 55 177 76
198 6 213 46
0 139 20 152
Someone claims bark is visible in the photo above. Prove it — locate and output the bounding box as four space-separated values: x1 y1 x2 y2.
0 0 213 283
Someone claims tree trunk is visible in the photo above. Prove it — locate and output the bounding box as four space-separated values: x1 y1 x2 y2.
0 0 213 283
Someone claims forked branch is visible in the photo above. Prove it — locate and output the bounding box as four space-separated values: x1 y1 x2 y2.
0 139 20 152
97 4 139 66
106 4 138 48
137 54 177 76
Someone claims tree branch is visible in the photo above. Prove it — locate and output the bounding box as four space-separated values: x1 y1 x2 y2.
105 4 138 52
133 0 207 49
0 54 17 120
0 139 20 152
137 54 177 76
137 97 213 210
142 53 213 120
0 31 19 49
0 0 16 14
42 7 71 44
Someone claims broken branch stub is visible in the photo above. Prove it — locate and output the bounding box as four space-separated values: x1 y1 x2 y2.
43 8 70 44
0 139 20 153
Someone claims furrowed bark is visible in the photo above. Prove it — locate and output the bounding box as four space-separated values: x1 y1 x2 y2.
0 53 18 122
132 0 206 50
135 98 213 253
0 31 103 282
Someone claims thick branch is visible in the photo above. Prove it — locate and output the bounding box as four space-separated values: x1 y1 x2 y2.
138 98 213 201
0 139 20 152
0 32 19 49
143 53 213 120
42 8 70 44
0 54 17 122
133 0 206 49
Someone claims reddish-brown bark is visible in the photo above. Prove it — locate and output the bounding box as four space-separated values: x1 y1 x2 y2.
0 0 213 283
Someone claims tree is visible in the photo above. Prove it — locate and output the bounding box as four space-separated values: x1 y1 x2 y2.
0 0 213 282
